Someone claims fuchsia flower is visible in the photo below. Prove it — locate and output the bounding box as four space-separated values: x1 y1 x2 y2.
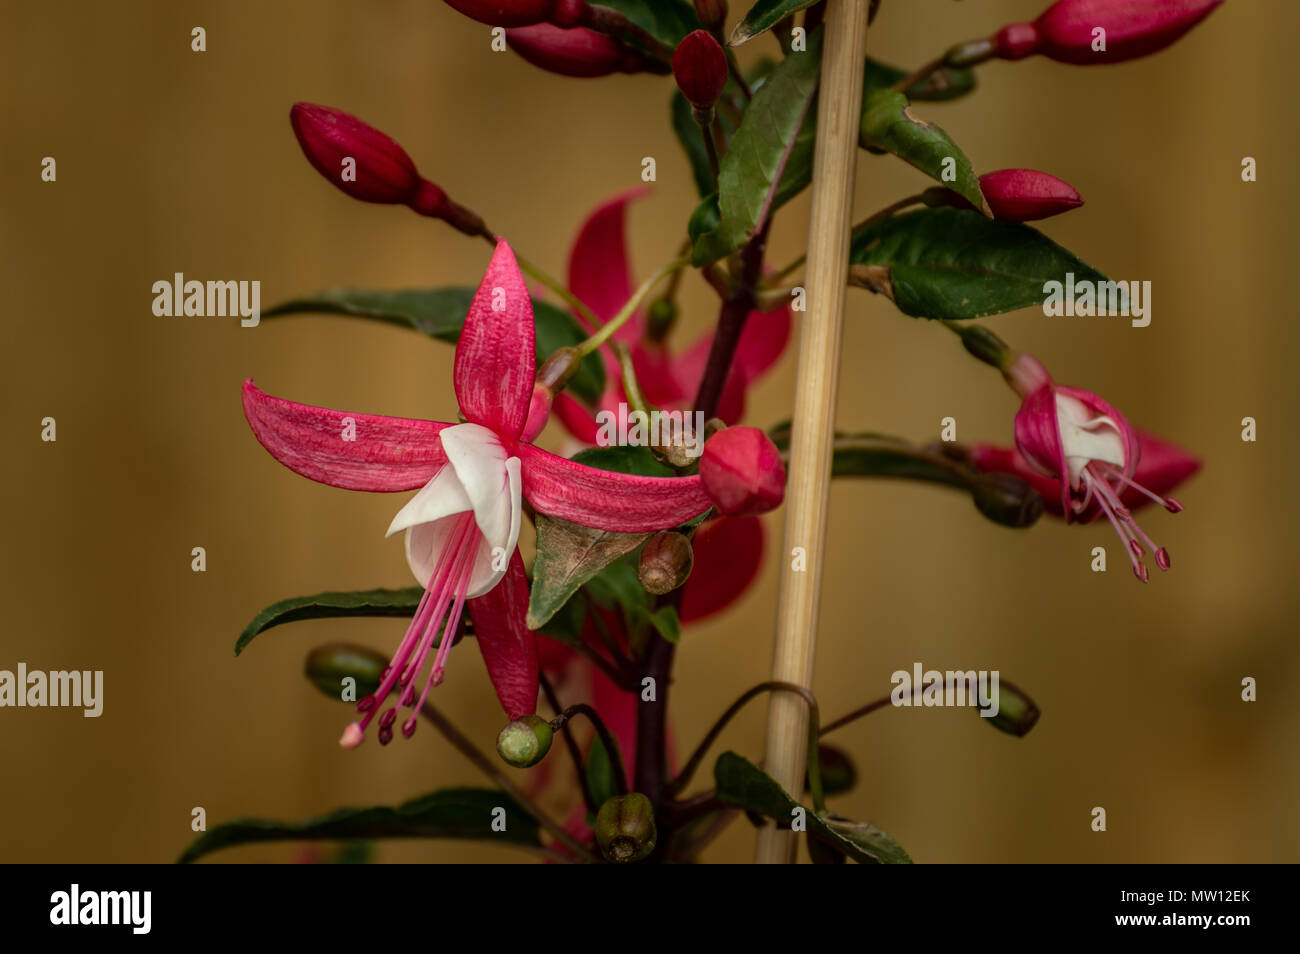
993 0 1224 65
996 353 1194 581
243 241 712 746
553 189 791 441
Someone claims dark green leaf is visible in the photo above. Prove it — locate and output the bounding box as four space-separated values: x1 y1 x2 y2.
527 515 648 630
262 289 605 405
585 736 616 809
859 89 986 211
714 751 912 864
636 604 682 644
583 559 649 613
691 29 822 265
849 207 1114 319
235 588 423 656
730 0 819 46
863 57 977 102
178 789 540 863
590 0 699 49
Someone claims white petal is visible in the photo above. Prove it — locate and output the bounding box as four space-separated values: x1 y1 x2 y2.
385 463 471 539
462 457 522 598
1055 393 1125 485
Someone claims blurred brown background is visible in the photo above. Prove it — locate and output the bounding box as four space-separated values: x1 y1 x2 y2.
1 0 1296 863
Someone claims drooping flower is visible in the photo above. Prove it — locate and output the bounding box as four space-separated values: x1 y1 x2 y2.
243 241 711 746
551 188 791 442
997 353 1192 581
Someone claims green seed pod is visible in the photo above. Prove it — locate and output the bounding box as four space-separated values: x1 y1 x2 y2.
594 793 657 863
304 644 388 702
982 680 1041 737
972 472 1044 528
496 715 554 768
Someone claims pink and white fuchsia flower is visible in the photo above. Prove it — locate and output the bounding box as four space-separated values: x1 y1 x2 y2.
242 240 711 747
1002 353 1186 582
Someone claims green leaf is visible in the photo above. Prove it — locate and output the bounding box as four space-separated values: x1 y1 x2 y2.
863 56 977 102
585 736 616 809
178 789 540 863
713 751 913 864
859 89 986 211
589 0 699 49
527 515 648 631
261 288 605 405
691 29 822 265
583 558 649 613
570 444 675 477
235 588 423 656
849 207 1115 319
730 0 819 46
636 604 682 644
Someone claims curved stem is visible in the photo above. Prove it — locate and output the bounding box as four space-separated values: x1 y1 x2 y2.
417 700 598 862
553 703 629 797
765 194 924 285
475 227 602 329
668 680 825 814
538 672 599 816
578 257 690 357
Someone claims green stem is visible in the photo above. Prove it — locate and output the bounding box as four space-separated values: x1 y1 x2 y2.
475 228 602 329
577 257 690 357
765 194 924 285
538 672 600 816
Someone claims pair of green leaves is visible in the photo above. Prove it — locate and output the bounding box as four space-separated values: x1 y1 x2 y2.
262 287 606 405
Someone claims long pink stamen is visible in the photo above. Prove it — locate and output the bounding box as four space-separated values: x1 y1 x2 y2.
340 511 484 748
1082 463 1178 582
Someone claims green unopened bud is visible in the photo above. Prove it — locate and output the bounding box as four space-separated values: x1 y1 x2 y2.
956 324 1013 369
496 715 554 768
805 744 857 796
972 473 1044 528
304 644 388 701
981 680 1040 737
594 792 656 863
646 297 677 342
537 346 582 392
637 531 694 595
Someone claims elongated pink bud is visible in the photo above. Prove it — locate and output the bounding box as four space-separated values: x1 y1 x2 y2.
994 0 1224 65
506 23 648 77
443 0 587 28
290 103 486 234
979 169 1083 222
673 30 728 109
700 427 786 517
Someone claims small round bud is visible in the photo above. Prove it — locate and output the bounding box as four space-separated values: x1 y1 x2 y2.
805 745 857 796
672 30 728 110
496 715 554 768
981 680 1041 737
594 793 657 863
971 473 1045 529
304 644 388 702
700 426 786 516
638 531 694 595
646 297 677 342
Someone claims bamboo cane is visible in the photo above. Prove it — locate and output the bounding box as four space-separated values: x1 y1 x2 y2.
755 0 869 865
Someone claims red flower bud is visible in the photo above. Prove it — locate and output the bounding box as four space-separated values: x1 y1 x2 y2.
506 23 648 77
290 102 426 207
978 168 1083 222
700 426 785 517
290 103 487 234
995 0 1223 65
693 0 728 35
673 30 729 110
443 0 587 28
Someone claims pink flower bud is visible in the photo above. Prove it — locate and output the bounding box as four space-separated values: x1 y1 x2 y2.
700 427 785 517
506 23 648 77
978 168 1083 222
290 102 427 207
995 0 1223 65
673 30 729 110
443 0 587 28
